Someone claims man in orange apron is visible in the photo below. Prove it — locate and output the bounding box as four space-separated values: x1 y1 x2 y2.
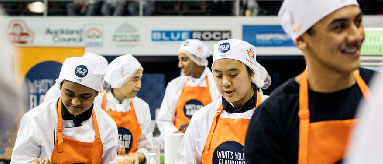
156 39 221 145
11 57 118 164
178 39 271 163
94 54 152 163
245 0 375 163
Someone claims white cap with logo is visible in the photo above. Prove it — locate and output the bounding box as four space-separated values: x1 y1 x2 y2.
178 39 210 66
279 0 359 41
82 52 108 76
56 57 102 91
213 39 271 89
103 54 143 88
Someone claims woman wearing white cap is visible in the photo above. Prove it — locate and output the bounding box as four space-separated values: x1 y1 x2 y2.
245 0 375 163
178 39 271 163
11 57 118 163
156 39 221 138
43 52 109 103
93 54 151 164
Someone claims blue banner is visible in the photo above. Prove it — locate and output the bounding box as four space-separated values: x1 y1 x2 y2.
242 25 294 47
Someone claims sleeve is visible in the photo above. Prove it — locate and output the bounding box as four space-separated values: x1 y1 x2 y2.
244 106 288 164
177 112 203 164
11 114 41 164
136 102 153 160
156 81 180 137
101 115 119 164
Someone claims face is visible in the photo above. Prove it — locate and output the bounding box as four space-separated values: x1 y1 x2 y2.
178 51 202 77
212 59 254 107
297 5 364 73
117 69 143 98
60 81 98 116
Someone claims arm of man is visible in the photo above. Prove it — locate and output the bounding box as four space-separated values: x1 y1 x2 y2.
156 81 182 135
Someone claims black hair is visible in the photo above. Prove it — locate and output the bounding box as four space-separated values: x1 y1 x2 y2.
245 65 254 77
245 65 258 90
103 81 112 92
306 26 315 35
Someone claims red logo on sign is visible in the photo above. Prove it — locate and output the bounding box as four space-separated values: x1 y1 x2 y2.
7 20 34 45
247 49 255 59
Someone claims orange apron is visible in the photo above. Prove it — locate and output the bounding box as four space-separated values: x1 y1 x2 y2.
102 92 141 154
201 91 261 164
175 77 213 133
298 70 370 164
51 98 103 164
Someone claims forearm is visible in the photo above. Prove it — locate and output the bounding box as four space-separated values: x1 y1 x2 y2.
136 152 145 163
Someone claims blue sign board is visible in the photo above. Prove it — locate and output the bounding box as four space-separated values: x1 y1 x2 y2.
152 30 232 41
242 25 294 47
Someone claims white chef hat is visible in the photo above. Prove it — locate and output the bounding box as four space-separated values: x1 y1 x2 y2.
279 0 359 41
82 52 108 76
103 54 143 88
56 57 102 91
213 39 271 89
178 39 210 66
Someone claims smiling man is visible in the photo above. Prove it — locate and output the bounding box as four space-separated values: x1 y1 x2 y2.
244 0 375 163
11 57 118 164
156 39 220 145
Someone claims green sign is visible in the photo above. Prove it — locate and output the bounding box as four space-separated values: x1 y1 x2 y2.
361 29 383 56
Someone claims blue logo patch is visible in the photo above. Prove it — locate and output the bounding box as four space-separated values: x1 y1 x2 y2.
213 141 245 164
118 127 133 153
75 65 88 78
218 42 230 53
183 99 204 119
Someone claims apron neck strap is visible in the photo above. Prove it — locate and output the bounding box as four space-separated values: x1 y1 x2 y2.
102 92 107 110
57 98 64 153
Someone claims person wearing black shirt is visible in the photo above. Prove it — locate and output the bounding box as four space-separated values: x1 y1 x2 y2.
245 0 375 163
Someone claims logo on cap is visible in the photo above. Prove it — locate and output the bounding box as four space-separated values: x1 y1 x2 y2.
247 48 255 59
75 65 88 78
218 42 230 53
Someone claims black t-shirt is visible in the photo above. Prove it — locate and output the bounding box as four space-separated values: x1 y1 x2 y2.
244 68 375 164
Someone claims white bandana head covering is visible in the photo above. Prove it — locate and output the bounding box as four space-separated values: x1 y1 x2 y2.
178 39 210 66
103 54 143 88
82 52 108 76
279 0 359 41
56 57 102 91
213 39 271 89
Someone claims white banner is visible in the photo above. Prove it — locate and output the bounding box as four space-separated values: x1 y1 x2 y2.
2 16 383 56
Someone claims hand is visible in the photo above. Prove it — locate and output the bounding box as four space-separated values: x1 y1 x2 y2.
33 158 51 164
117 144 126 155
117 154 139 164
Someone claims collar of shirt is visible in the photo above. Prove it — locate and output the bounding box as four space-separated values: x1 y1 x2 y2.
186 67 209 87
222 87 256 113
60 101 93 127
107 93 133 112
